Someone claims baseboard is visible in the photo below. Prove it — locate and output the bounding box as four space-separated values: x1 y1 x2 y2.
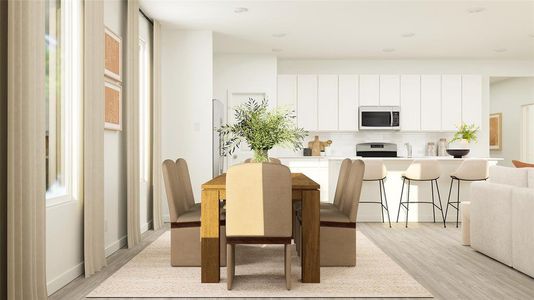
105 235 127 257
47 262 84 296
141 220 153 234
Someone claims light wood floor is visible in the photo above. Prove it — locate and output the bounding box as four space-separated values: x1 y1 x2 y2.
50 223 534 300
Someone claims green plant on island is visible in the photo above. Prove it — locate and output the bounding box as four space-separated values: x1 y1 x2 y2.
449 123 479 144
218 98 307 163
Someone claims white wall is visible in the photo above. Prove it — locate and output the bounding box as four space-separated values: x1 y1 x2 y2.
277 59 534 158
103 0 127 258
139 13 153 233
490 77 534 166
160 29 213 220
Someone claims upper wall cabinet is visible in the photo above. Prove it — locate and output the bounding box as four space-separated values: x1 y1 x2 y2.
462 75 482 127
421 75 442 131
277 74 297 111
338 75 359 131
441 75 462 131
379 75 400 106
317 75 339 130
400 75 421 131
297 75 318 131
359 75 380 106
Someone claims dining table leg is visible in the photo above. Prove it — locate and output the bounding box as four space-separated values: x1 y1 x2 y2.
301 189 320 283
201 189 220 283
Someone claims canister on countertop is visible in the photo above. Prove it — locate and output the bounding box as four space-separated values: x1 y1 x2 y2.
426 142 437 156
437 138 448 156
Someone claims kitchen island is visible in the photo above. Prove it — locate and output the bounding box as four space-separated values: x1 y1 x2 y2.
279 156 502 223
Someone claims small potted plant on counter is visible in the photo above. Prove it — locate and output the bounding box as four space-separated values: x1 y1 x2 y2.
447 123 479 158
218 98 307 163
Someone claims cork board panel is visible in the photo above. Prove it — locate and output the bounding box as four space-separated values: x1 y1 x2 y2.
105 27 122 81
490 113 502 150
105 81 122 131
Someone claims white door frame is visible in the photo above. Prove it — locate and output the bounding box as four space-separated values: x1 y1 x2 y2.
520 102 534 161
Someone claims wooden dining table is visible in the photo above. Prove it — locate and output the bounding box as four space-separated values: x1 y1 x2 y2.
200 172 320 284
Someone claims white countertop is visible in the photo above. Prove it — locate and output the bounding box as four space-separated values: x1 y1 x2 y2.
277 156 503 161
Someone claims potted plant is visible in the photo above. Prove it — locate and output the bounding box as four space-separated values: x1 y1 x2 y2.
218 98 307 163
447 123 479 158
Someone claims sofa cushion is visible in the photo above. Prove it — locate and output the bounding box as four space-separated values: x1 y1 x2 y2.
470 181 513 266
512 188 534 278
489 166 528 187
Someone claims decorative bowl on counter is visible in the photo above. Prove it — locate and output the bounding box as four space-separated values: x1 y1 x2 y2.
446 149 470 158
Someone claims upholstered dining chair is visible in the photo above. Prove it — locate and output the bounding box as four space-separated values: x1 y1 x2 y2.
225 162 293 290
162 158 226 267
296 160 365 266
244 157 282 164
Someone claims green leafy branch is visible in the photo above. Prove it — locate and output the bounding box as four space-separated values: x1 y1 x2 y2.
450 123 479 144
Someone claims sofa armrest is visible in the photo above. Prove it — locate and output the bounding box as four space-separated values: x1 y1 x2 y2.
470 181 513 266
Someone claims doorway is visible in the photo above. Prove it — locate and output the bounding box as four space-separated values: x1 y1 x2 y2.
521 103 534 163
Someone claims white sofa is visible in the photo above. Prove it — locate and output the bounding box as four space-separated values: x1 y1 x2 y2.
470 166 534 278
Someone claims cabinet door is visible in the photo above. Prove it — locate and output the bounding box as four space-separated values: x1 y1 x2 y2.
277 75 297 111
380 75 400 106
318 75 338 130
421 75 442 131
359 75 380 106
462 75 482 128
297 75 318 131
338 75 359 131
400 75 421 131
441 75 462 131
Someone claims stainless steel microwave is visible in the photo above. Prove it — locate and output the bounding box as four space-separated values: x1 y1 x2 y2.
359 106 400 130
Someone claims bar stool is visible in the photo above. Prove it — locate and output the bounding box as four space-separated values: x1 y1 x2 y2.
445 159 489 228
396 160 445 228
361 160 391 227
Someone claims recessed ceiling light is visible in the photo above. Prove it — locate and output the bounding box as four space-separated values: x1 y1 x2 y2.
401 32 415 38
467 7 486 13
382 48 395 53
234 7 248 13
272 33 287 38
493 48 507 53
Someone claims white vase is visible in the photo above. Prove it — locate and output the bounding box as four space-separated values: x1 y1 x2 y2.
448 139 470 150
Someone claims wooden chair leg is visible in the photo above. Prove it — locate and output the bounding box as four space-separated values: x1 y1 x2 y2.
284 244 291 290
227 244 234 290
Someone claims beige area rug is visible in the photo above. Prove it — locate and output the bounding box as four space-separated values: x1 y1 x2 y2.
87 231 432 298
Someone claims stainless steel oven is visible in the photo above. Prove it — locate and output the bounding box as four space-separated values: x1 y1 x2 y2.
359 106 400 130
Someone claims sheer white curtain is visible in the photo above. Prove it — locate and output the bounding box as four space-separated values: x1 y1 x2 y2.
0 0 7 298
127 0 142 247
7 1 48 298
83 0 106 277
152 20 164 231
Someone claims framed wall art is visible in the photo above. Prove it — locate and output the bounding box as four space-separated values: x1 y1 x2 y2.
105 27 122 82
105 80 122 131
489 113 502 150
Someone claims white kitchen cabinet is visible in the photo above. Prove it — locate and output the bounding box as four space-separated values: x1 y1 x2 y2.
421 75 442 131
462 75 482 127
297 75 318 131
359 75 380 106
400 75 421 131
441 75 462 131
318 75 339 130
379 75 400 106
338 75 359 131
281 158 329 203
277 74 297 111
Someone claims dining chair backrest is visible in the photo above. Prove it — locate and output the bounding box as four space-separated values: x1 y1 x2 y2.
452 159 489 180
339 160 365 222
226 163 292 237
162 159 190 222
333 158 352 209
244 157 282 164
176 158 196 208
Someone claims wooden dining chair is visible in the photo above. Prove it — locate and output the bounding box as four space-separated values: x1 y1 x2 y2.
225 162 293 290
162 158 226 267
512 160 534 168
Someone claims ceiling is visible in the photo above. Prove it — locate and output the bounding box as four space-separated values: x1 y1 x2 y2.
140 0 534 59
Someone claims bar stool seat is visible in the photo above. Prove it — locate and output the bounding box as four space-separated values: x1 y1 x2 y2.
361 160 391 227
446 159 489 228
397 160 445 227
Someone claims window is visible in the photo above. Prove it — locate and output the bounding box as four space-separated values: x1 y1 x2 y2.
45 0 81 205
139 38 151 183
